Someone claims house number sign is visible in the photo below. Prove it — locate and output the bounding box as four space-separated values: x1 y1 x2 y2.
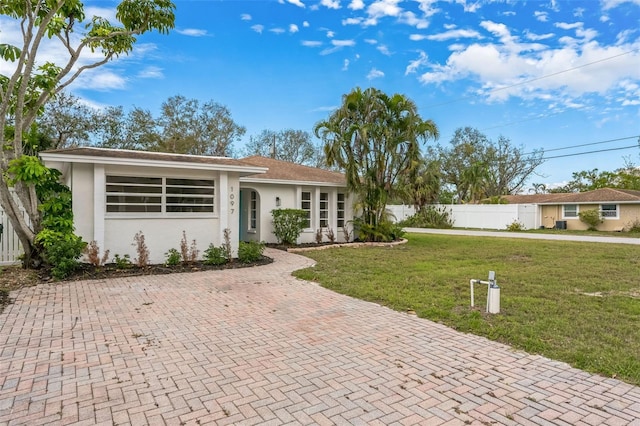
229 186 235 214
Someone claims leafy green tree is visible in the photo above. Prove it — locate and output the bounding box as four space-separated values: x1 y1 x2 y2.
37 91 97 149
548 166 640 193
243 129 319 165
93 105 160 150
433 127 543 203
153 95 245 157
314 87 439 240
0 0 175 266
398 157 441 210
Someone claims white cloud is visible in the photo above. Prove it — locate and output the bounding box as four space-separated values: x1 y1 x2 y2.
377 44 391 55
367 68 385 79
251 24 264 34
302 40 322 47
555 22 583 30
365 39 378 44
270 28 286 34
525 31 555 41
320 39 356 55
332 39 356 47
241 14 252 21
425 29 482 41
287 0 306 7
76 70 127 91
534 11 548 22
84 6 118 23
410 34 428 41
327 30 335 38
290 24 299 33
348 0 365 10
399 11 429 29
176 28 207 37
342 59 350 70
303 21 310 27
137 66 163 79
602 0 640 10
321 0 341 9
342 17 363 25
573 7 585 17
405 50 428 75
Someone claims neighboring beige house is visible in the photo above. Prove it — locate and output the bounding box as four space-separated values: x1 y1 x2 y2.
39 148 352 264
503 188 640 231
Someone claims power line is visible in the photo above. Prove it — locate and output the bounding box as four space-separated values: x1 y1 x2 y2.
542 144 639 160
524 135 640 156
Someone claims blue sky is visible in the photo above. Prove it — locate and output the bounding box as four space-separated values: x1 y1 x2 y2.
2 0 640 188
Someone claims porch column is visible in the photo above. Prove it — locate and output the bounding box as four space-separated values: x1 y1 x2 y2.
93 164 105 250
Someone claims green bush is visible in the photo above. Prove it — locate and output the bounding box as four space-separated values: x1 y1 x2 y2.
203 244 228 265
626 219 640 233
398 205 454 229
114 254 132 269
352 217 405 242
506 220 525 231
35 230 86 280
164 248 181 266
579 209 603 231
272 209 307 245
238 241 264 263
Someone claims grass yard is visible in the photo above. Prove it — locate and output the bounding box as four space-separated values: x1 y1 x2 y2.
293 233 640 386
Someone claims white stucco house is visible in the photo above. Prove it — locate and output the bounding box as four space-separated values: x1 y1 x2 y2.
40 147 352 264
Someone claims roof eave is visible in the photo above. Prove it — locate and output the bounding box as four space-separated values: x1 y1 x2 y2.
240 177 346 187
40 152 268 175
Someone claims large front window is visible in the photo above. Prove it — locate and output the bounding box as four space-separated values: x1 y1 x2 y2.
106 176 214 214
319 192 329 228
337 193 345 228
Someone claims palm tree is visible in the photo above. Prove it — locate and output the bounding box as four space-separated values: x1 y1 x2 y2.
314 87 439 239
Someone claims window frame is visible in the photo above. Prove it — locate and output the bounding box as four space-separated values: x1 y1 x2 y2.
319 192 329 228
600 204 619 219
562 204 579 219
337 193 346 228
249 190 258 230
301 191 312 229
105 175 215 216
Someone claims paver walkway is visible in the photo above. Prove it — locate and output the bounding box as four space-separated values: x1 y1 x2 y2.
1 248 639 425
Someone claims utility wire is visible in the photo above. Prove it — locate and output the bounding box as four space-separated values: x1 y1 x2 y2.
523 135 640 156
542 144 639 160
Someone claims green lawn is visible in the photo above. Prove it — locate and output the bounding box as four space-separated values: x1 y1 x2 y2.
293 233 640 385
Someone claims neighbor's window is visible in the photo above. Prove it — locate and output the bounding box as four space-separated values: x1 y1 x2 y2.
301 191 311 228
337 193 345 228
250 191 257 230
601 204 618 219
106 176 214 214
319 192 329 228
563 204 578 218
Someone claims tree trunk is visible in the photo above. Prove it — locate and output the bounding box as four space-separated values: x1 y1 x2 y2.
0 178 41 268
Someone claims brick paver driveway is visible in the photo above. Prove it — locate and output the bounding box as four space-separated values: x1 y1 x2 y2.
1 248 639 425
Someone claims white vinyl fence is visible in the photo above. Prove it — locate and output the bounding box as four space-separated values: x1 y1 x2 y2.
388 204 540 230
0 208 24 265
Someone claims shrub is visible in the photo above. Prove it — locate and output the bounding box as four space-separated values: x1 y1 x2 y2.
164 248 181 266
399 206 454 229
36 230 86 279
342 225 352 242
626 219 640 233
203 244 228 265
315 228 323 244
579 209 603 231
352 217 405 242
272 209 307 245
114 254 132 269
222 228 232 262
179 231 199 263
133 232 150 267
506 220 526 231
85 240 110 267
325 227 336 243
238 241 264 263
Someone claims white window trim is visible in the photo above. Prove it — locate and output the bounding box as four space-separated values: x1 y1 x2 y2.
301 190 312 230
562 204 579 219
600 204 619 220
249 190 258 230
105 174 217 218
319 192 329 229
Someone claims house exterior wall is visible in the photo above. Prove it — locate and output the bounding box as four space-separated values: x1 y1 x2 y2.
541 203 640 231
239 182 352 244
64 162 240 265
